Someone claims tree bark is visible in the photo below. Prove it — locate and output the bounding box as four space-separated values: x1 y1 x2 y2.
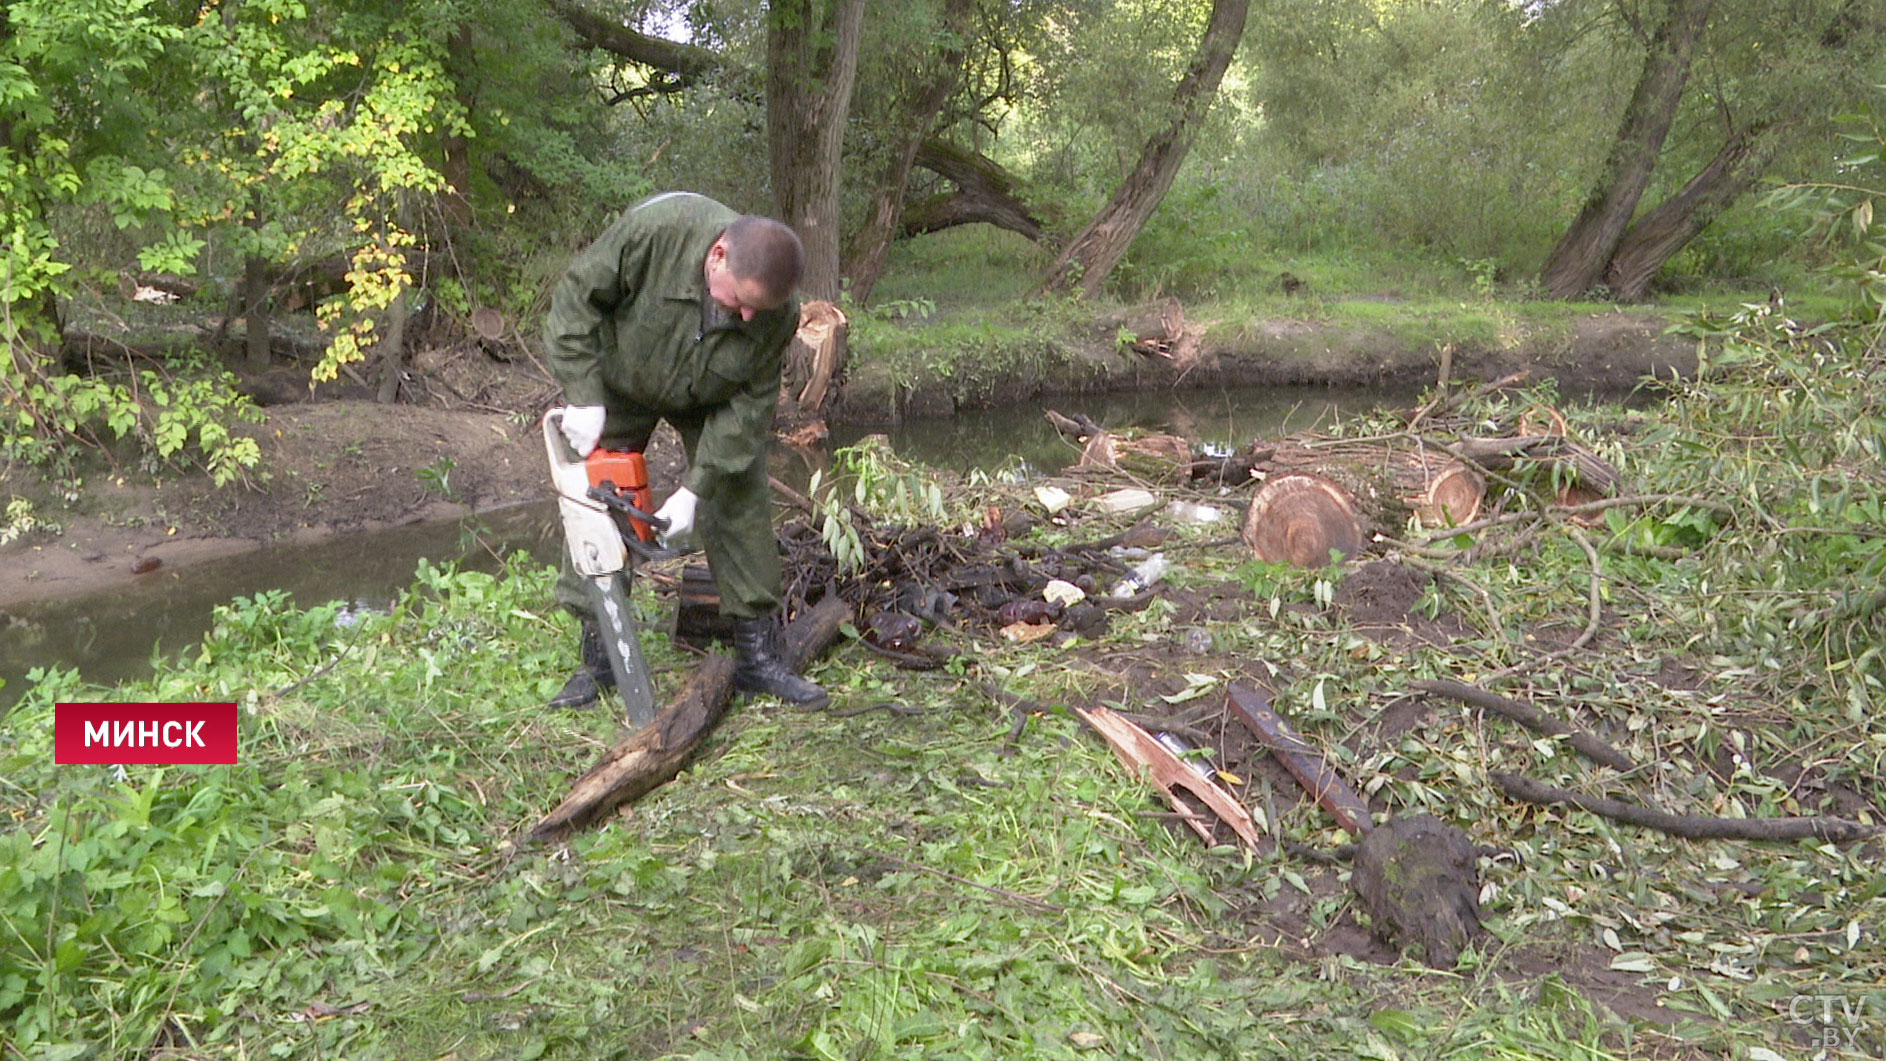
1538 0 1716 299
440 20 475 230
531 596 851 840
1604 123 1780 300
1039 0 1250 298
243 253 271 371
902 139 1045 242
766 0 868 302
542 0 729 86
843 0 975 305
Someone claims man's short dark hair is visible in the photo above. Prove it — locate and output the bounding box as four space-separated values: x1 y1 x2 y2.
721 216 804 303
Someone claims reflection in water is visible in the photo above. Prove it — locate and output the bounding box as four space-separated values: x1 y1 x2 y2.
0 503 562 709
828 384 1411 475
2 385 1402 704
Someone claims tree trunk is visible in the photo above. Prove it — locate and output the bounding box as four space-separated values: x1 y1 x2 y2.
440 20 474 230
376 284 410 403
843 0 975 306
375 194 412 404
766 0 868 303
1605 123 1780 300
243 253 271 371
1538 0 1715 299
1039 0 1250 298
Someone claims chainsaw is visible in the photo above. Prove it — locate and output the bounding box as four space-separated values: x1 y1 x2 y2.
543 410 685 728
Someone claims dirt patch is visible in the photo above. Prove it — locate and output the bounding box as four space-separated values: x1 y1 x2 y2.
1331 559 1474 649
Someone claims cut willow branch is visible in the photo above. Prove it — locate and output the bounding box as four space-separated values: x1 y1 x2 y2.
1416 493 1736 545
1485 524 1604 681
1412 679 1635 771
1493 773 1883 844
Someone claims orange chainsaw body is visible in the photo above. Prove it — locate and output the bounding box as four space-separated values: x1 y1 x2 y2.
585 449 655 542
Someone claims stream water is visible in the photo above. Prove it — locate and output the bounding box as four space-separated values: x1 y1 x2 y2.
1 383 1411 706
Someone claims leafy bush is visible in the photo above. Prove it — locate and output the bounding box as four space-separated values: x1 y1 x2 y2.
0 348 264 486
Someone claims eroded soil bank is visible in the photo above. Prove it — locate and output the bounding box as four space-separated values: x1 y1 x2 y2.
0 308 1690 606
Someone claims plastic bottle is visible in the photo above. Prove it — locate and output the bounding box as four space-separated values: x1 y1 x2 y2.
1111 554 1169 597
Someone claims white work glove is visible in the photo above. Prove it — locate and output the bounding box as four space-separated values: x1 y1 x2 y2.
655 487 699 546
557 405 607 457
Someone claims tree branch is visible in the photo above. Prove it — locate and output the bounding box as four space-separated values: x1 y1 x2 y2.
543 0 737 84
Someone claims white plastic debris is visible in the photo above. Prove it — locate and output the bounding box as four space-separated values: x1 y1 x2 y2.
1042 579 1086 606
1034 485 1072 515
1165 500 1225 524
1092 487 1157 514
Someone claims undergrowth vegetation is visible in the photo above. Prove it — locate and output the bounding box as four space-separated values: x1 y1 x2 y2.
5 277 1885 1057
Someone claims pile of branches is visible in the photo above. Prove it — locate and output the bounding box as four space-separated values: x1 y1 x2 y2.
771 511 1169 666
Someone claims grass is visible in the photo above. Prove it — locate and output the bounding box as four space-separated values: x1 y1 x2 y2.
5 290 1886 1060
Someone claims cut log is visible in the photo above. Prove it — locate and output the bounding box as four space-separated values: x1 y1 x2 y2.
1241 473 1365 567
1076 430 1193 480
1418 463 1485 527
1225 684 1373 835
1259 442 1485 530
1450 435 1621 497
531 596 850 841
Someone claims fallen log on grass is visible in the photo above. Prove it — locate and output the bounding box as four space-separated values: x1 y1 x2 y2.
1492 773 1885 844
1225 683 1374 835
531 596 851 841
1410 679 1636 772
1239 433 1621 568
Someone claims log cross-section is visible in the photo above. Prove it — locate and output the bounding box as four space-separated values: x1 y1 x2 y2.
1241 473 1365 567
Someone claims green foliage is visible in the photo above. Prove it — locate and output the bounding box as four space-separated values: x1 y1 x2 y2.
0 0 184 331
809 435 953 572
0 495 59 544
0 563 565 1056
0 342 264 486
1762 99 1886 321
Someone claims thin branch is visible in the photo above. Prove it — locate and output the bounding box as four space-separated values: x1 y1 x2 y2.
1493 772 1882 844
1412 679 1635 771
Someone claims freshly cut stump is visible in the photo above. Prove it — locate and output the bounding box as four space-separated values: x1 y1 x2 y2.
1241 473 1364 567
1415 462 1484 527
1351 813 1485 968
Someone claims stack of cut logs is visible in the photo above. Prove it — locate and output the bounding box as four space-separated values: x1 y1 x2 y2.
1049 405 1622 568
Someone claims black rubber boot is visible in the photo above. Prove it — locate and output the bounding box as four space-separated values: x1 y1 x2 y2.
547 620 615 709
733 616 828 706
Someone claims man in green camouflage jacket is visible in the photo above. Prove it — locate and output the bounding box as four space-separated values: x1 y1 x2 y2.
543 191 826 708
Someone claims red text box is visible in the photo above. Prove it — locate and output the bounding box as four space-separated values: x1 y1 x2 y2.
55 703 238 765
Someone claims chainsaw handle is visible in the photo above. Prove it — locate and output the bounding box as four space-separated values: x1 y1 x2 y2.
584 485 670 531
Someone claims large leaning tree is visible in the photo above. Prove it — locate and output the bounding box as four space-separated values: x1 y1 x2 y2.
1038 0 1251 298
1540 0 1886 300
